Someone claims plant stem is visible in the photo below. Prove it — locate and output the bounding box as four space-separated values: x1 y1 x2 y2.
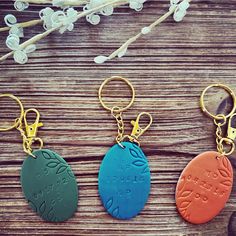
108 8 176 60
0 19 43 32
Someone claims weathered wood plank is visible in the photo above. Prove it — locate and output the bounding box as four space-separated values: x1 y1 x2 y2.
0 0 236 235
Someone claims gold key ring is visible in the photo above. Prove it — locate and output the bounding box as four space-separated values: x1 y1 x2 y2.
200 83 236 120
98 76 135 112
0 94 24 131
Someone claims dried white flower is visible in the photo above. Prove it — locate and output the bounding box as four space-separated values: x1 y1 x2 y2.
39 7 55 30
94 55 109 64
9 25 24 37
40 7 78 33
4 14 24 37
14 0 29 11
86 14 101 25
171 0 190 22
141 26 151 35
4 14 17 26
84 0 114 25
129 0 146 12
52 8 78 33
6 34 36 64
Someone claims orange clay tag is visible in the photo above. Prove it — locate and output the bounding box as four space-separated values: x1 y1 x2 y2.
176 151 233 224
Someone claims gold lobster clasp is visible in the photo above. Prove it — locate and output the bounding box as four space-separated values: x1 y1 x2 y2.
216 113 236 156
24 109 43 141
0 94 44 157
23 108 44 156
130 112 153 141
227 113 236 141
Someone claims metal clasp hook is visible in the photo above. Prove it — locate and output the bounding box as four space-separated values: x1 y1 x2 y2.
23 108 44 156
130 112 153 141
24 109 43 140
0 93 44 157
227 113 236 141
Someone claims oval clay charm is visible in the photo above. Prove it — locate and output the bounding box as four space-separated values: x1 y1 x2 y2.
21 149 78 222
98 142 151 220
176 151 233 224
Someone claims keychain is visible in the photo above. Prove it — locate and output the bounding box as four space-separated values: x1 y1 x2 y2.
176 84 236 224
0 94 78 222
98 76 153 220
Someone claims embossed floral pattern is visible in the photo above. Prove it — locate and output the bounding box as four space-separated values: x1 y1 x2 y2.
176 151 233 224
130 143 149 175
21 149 78 222
99 142 150 220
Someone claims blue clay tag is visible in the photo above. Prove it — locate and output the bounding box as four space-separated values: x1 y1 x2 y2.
98 142 150 220
21 149 78 222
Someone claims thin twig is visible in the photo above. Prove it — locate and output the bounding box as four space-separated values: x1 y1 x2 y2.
109 8 175 60
0 19 43 32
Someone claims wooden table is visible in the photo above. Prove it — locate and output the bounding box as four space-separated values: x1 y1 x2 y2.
0 0 236 235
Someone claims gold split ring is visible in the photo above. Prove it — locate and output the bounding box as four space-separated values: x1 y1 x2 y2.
200 84 236 120
98 76 135 112
0 94 24 131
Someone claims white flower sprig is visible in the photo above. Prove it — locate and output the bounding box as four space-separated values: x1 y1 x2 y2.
14 0 30 11
0 0 127 33
84 0 114 25
129 0 146 11
0 0 129 63
0 0 191 64
6 34 36 64
170 0 190 22
94 0 191 64
40 7 78 33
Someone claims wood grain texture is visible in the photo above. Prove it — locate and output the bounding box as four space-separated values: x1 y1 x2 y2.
0 0 236 235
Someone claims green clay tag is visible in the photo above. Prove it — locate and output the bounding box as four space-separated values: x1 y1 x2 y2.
20 149 78 222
